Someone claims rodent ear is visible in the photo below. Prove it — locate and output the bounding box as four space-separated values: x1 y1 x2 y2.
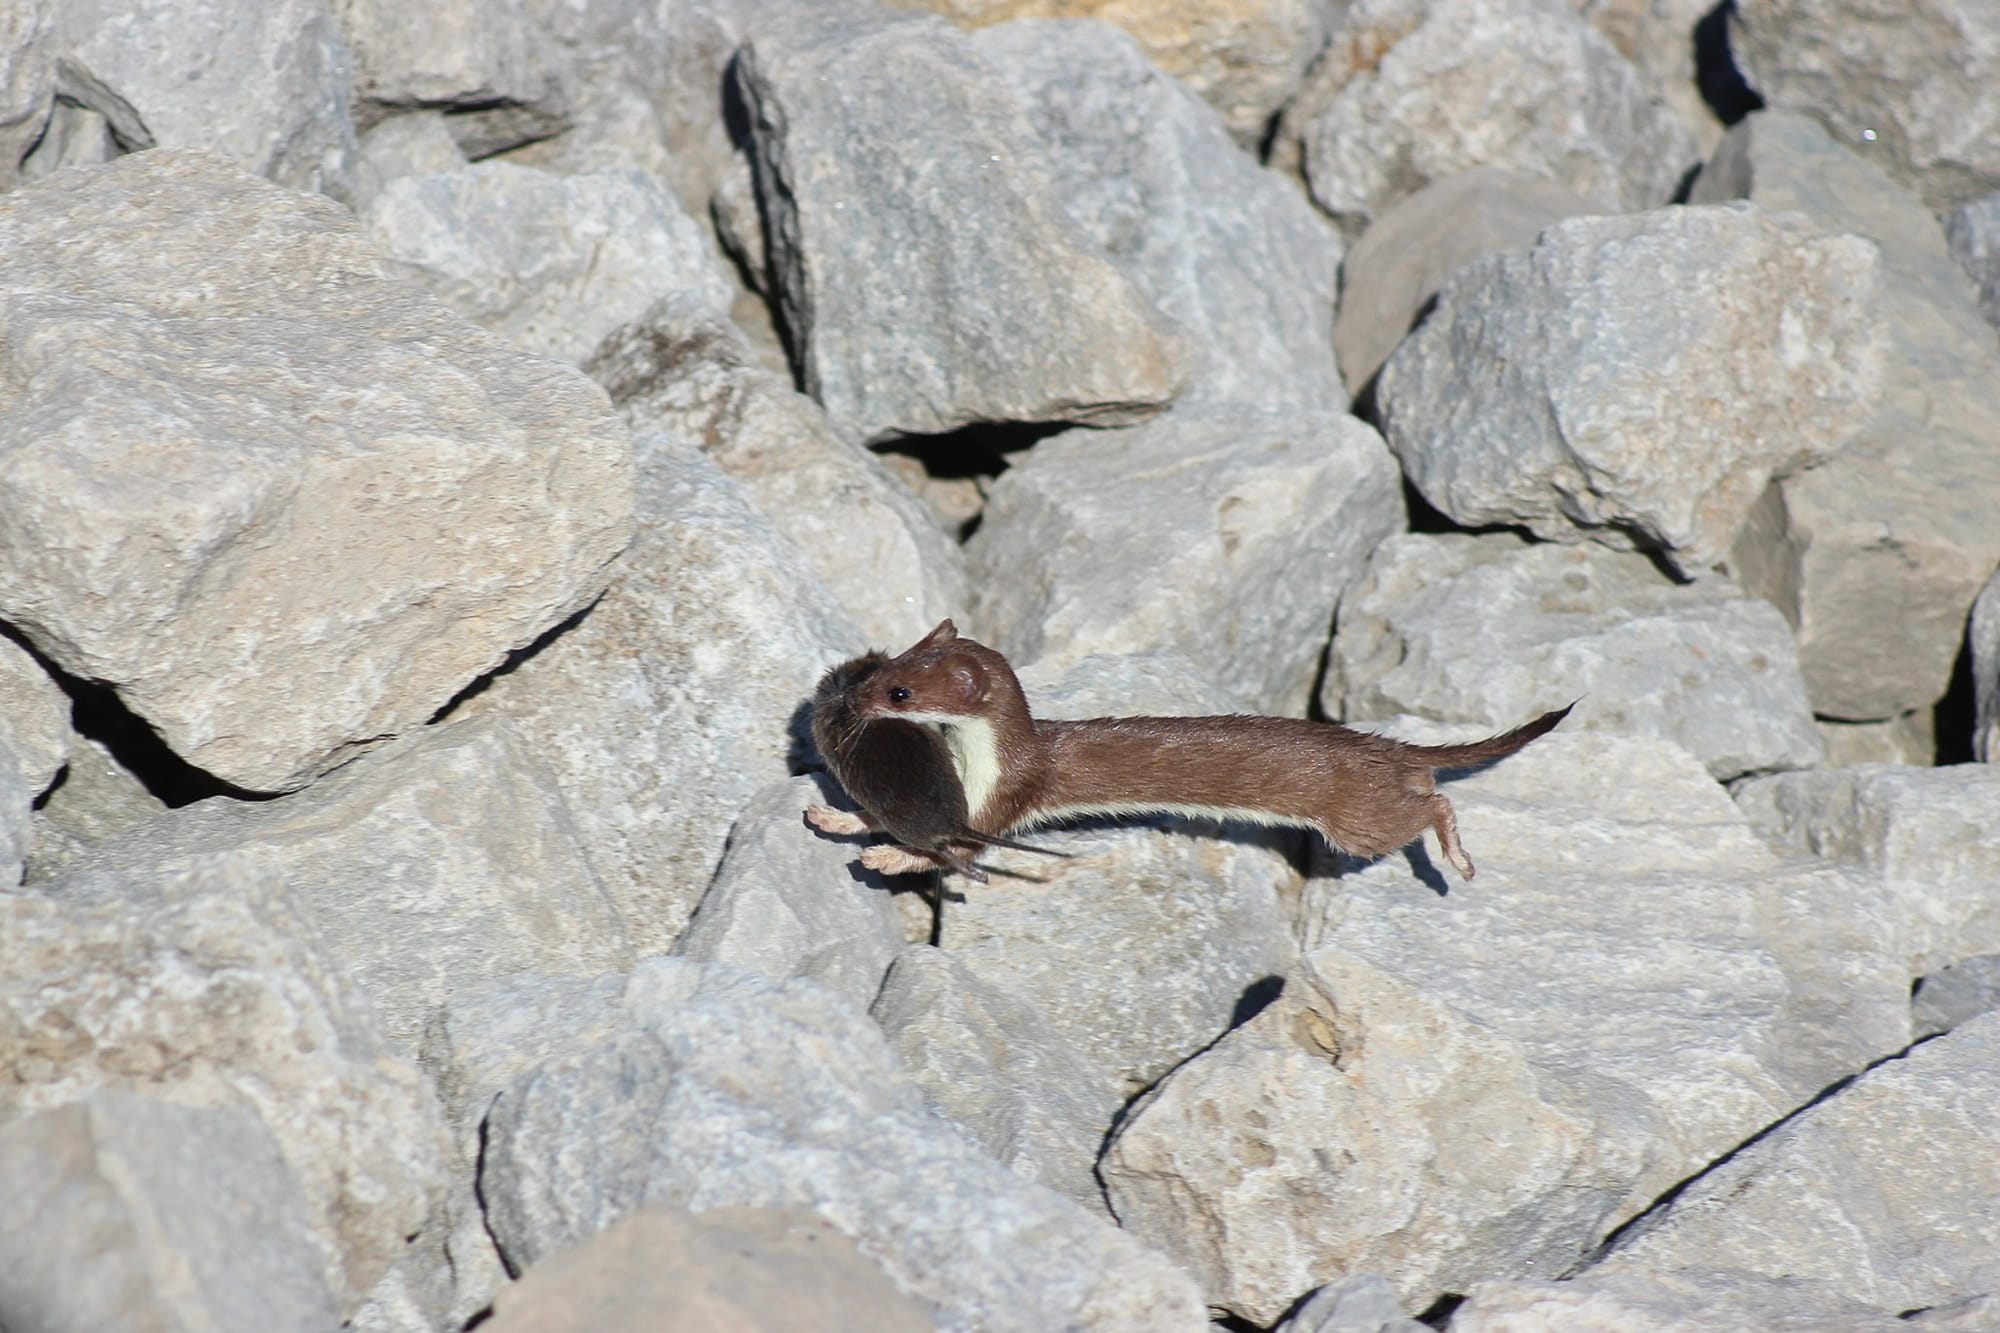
915 619 958 649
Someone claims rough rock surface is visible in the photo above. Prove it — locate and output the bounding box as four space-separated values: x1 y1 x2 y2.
52 0 360 201
0 0 53 193
1913 955 2000 1040
0 149 634 792
366 161 733 365
1334 167 1601 397
483 1206 935 1333
1280 0 1697 237
0 1092 341 1333
674 775 909 1012
1975 564 2000 762
1946 189 2000 329
1729 0 2000 213
1733 763 2000 976
463 432 860 954
969 407 1403 714
1697 109 2000 720
481 957 1209 1331
1326 532 1824 780
0 632 69 799
1448 1267 1912 1331
0 859 450 1306
58 716 634 1053
588 296 969 646
736 9 1186 441
1596 1011 2000 1316
334 0 567 155
975 18 1344 412
1276 1273 1430 1333
1376 204 1882 573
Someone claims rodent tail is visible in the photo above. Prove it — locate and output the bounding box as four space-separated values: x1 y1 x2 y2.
961 829 1070 858
1414 703 1575 769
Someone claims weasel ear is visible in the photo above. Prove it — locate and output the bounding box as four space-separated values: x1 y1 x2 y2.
915 619 958 649
949 661 986 705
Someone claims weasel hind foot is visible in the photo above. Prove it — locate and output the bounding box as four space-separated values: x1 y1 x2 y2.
806 804 871 836
1431 795 1476 880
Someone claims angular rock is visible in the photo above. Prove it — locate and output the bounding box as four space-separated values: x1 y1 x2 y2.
1015 648 1241 717
1449 1267 1910 1331
1334 167 1600 396
0 737 32 884
1101 944 1623 1323
1912 955 2000 1040
61 716 634 1053
0 150 634 792
973 18 1345 412
333 0 567 155
1275 1273 1429 1333
1815 713 1935 768
0 858 451 1305
1698 110 2000 719
900 0 1341 147
17 97 120 183
463 432 861 954
737 9 1185 441
1728 0 2000 213
1279 0 1697 237
935 821 1300 1103
1945 190 2000 329
1975 565 2000 762
1575 0 1729 153
0 0 53 192
1325 532 1824 780
675 775 909 1011
1377 204 1882 574
871 944 1121 1214
1596 1010 2000 1315
483 1206 935 1333
481 957 1209 1331
353 109 467 206
1733 763 2000 976
20 737 165 888
968 407 1404 715
52 0 359 201
365 161 732 365
587 297 970 647
0 1092 340 1333
0 632 69 798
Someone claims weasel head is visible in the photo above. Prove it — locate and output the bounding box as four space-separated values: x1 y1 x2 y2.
850 620 1015 726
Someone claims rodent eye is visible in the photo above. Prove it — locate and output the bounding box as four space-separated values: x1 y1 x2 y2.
888 686 912 704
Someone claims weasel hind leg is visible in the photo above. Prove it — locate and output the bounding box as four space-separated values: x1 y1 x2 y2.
1431 793 1475 880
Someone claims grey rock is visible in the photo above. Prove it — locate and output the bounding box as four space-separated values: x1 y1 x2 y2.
968 407 1404 715
1334 167 1601 396
0 1092 340 1333
483 1206 935 1333
0 631 69 798
352 110 466 205
1729 0 2000 213
333 0 567 154
1944 190 2000 329
1015 649 1240 718
1377 204 1883 574
0 858 451 1305
675 775 909 1011
870 944 1122 1214
935 822 1300 1103
1325 532 1824 780
1277 1273 1429 1332
20 737 164 887
1975 565 2000 762
974 18 1345 412
17 96 120 183
1280 0 1697 237
1448 1267 1911 1331
1733 763 2000 976
0 737 31 884
0 0 53 191
587 297 970 646
1308 730 1911 1183
0 149 634 793
1698 110 2000 720
463 432 861 954
1912 955 2000 1040
1815 714 1936 768
480 957 1209 1331
737 9 1186 441
1596 1010 2000 1315
52 0 359 202
1575 0 1729 154
1101 943 1626 1322
1910 1295 2000 1330
61 716 634 1054
365 161 732 365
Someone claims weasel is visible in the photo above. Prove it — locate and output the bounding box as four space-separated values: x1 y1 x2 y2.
807 651 1064 881
841 620 1571 881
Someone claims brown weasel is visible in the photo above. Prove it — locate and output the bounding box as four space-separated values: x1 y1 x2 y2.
807 651 1064 881
841 620 1571 880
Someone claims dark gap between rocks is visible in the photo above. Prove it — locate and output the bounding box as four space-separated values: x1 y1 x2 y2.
1229 974 1285 1030
877 419 1067 542
1419 1291 1467 1328
1693 1 1764 128
1931 632 1977 765
428 595 599 726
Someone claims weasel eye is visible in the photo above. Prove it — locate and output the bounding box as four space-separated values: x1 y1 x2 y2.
887 686 912 704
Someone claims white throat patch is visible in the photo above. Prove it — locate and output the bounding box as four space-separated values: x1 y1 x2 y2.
942 718 1002 823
